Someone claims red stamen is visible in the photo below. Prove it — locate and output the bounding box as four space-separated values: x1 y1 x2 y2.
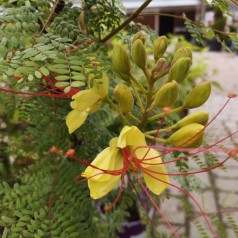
131 166 180 238
139 165 217 238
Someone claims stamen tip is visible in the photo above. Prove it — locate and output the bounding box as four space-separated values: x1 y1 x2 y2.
103 205 112 212
228 149 238 156
163 107 171 114
227 93 237 98
66 148 75 157
50 146 58 153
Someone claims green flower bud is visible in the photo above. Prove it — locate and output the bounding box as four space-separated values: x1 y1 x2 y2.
151 81 179 108
169 123 204 148
114 84 134 113
173 111 209 129
172 47 192 64
113 44 131 80
168 57 192 83
184 82 211 109
131 39 147 70
151 58 170 81
132 32 146 45
154 36 168 62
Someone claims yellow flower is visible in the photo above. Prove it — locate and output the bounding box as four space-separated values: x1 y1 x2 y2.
81 126 169 199
66 72 108 134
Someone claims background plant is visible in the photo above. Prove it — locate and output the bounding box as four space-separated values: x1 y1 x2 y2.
0 0 238 237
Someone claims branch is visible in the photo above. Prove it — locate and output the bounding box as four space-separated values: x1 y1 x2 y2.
101 0 153 43
40 0 63 35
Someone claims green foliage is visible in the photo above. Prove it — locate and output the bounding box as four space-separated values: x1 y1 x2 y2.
82 0 125 39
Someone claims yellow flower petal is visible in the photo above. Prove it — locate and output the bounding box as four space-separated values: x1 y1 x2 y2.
88 175 121 199
66 109 89 134
117 126 146 149
81 146 123 182
139 148 169 195
72 89 102 111
93 72 109 97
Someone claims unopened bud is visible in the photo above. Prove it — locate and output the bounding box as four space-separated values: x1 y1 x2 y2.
184 82 211 109
114 84 134 113
154 36 168 62
168 57 191 83
131 39 147 69
169 123 204 148
113 44 131 80
151 58 170 81
151 81 179 108
132 32 146 45
172 47 192 64
173 111 209 129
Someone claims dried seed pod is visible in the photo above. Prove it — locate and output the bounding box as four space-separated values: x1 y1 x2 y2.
173 111 209 129
153 36 168 62
184 82 211 109
168 57 192 83
114 84 134 113
169 123 204 148
151 81 179 108
131 39 147 70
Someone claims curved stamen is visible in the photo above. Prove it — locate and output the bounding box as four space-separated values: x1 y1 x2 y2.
130 164 180 238
139 165 218 238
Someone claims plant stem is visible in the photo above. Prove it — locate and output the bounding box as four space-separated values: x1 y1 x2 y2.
130 75 147 94
130 81 144 113
145 127 172 135
148 106 184 122
138 82 154 130
105 97 131 125
127 112 141 124
101 0 153 43
145 135 168 144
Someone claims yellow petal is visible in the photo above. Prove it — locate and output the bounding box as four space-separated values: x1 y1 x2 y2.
72 89 102 111
93 72 109 97
81 146 123 182
66 109 88 134
88 175 121 199
139 148 169 195
117 126 146 149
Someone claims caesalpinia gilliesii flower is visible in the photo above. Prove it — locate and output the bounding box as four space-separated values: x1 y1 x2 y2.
66 72 108 134
81 126 169 199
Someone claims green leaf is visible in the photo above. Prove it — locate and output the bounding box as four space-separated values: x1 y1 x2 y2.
35 71 42 79
71 81 85 87
2 228 8 238
55 82 69 87
64 86 71 93
55 75 69 81
1 216 14 224
72 75 86 81
28 75 34 81
40 67 50 76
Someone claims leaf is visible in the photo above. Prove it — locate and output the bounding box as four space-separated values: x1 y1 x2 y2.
71 81 85 87
40 67 50 76
2 228 8 238
64 86 71 93
72 75 86 81
34 71 42 79
55 75 69 81
55 82 69 87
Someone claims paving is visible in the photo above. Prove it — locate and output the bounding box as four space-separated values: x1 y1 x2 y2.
132 51 238 238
